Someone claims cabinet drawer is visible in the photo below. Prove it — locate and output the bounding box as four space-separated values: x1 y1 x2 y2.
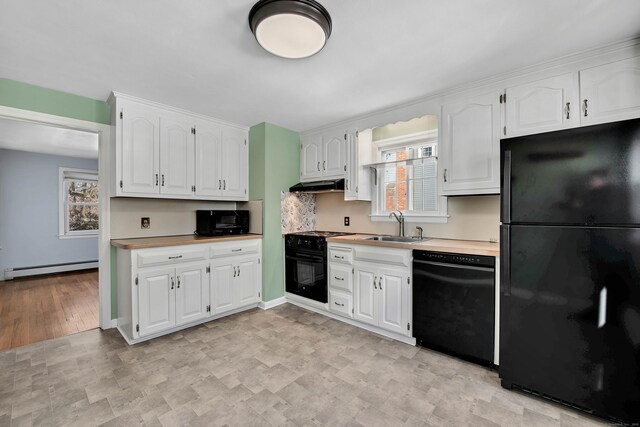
329 263 352 292
137 247 208 268
328 247 353 264
329 290 353 318
210 240 260 258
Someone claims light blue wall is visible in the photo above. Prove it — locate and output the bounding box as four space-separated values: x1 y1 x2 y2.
0 149 99 276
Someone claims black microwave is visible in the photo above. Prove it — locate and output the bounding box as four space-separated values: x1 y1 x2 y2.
196 210 250 236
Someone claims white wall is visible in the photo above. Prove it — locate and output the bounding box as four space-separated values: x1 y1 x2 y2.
0 149 99 276
110 198 236 239
315 192 500 242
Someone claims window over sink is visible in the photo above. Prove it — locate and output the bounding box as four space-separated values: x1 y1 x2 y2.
368 115 448 223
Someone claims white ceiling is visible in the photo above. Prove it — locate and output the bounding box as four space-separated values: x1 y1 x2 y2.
1 1 640 132
0 118 98 159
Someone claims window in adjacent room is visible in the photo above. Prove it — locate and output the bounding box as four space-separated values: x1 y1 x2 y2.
59 168 99 237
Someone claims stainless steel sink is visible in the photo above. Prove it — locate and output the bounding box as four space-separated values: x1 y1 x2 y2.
361 236 429 243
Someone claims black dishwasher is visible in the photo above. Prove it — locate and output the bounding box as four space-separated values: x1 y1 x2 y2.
413 250 495 366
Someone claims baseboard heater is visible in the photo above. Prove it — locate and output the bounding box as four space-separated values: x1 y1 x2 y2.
4 260 98 280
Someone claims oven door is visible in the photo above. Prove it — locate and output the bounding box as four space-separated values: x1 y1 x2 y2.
285 250 327 303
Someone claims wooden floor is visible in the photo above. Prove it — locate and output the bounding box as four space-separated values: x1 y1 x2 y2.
0 269 99 351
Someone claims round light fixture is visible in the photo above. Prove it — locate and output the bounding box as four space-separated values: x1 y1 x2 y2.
249 0 332 59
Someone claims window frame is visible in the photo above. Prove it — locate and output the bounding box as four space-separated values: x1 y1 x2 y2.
58 167 99 239
370 130 448 223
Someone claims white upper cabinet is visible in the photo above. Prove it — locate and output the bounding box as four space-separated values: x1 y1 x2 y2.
300 136 323 180
120 101 160 195
504 73 579 137
109 93 248 201
300 131 347 182
160 112 195 196
323 134 347 178
344 130 372 201
194 120 223 197
220 127 248 199
441 90 501 195
580 56 640 126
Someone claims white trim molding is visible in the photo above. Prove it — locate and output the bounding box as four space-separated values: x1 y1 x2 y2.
259 296 287 310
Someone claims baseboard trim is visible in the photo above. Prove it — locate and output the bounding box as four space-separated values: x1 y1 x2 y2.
109 319 118 329
285 296 417 346
258 296 287 310
4 261 98 280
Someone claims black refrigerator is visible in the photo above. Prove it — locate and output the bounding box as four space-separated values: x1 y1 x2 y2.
500 118 640 424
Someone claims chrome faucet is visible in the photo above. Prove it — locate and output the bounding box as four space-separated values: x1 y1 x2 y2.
389 211 405 237
416 226 423 240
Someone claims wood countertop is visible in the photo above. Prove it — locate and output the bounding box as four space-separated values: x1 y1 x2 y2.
326 234 500 257
111 234 262 250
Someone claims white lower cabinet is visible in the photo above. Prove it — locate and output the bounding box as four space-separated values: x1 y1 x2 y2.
353 263 408 336
137 262 209 337
116 239 262 344
211 254 261 315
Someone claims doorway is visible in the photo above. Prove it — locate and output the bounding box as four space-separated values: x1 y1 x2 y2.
0 113 109 350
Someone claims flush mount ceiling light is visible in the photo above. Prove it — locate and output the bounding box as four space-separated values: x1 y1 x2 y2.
249 0 332 59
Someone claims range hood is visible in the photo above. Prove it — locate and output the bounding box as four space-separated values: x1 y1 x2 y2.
289 179 344 194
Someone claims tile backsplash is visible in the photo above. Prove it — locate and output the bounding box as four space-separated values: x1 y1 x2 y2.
281 192 315 234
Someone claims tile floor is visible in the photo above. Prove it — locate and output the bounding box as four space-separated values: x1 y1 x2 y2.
0 304 608 426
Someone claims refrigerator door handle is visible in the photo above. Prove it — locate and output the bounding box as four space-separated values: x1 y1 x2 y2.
501 225 511 296
598 286 608 328
502 150 512 223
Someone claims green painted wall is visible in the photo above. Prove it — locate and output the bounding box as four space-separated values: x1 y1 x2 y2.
0 77 111 124
0 78 116 317
249 122 300 302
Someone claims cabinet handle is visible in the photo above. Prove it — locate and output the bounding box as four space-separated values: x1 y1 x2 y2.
317 162 320 171
583 99 588 117
334 276 344 281
443 169 447 182
346 179 349 190
233 266 237 277
155 174 159 186
232 249 242 252
171 278 175 290
237 266 240 276
334 255 344 259
161 174 165 186
177 277 181 289
334 301 345 307
373 276 377 290
323 161 326 170
379 278 382 290
223 180 226 190
219 180 222 190
168 255 183 260
566 102 571 119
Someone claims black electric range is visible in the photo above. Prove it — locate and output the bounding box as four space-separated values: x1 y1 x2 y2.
285 231 353 303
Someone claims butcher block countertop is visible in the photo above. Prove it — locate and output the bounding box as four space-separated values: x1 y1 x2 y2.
326 234 500 257
111 234 262 250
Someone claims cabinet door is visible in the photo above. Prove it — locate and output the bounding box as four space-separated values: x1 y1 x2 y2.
580 56 640 126
220 127 248 199
235 256 260 306
138 267 175 336
211 259 235 314
378 267 407 335
175 263 209 326
300 137 322 181
160 113 195 196
194 121 223 197
323 134 347 178
353 265 378 327
121 103 160 194
441 91 501 194
344 133 357 200
505 73 579 137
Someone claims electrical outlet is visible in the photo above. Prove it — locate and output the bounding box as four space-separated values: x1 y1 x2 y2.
141 217 151 229
344 216 350 226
